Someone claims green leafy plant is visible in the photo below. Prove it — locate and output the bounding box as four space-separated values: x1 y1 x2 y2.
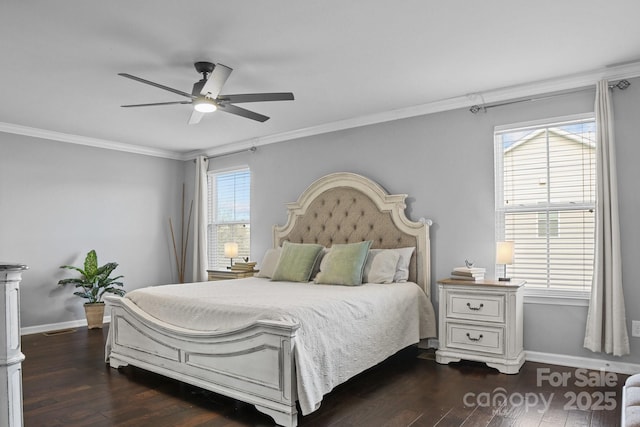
58 250 125 303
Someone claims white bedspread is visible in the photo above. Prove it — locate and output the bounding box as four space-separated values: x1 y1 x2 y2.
123 277 436 415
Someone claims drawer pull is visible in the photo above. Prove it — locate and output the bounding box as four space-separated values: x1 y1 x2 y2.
466 333 483 342
466 302 484 311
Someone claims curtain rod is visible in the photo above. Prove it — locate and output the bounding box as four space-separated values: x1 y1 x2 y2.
469 79 631 114
194 146 257 162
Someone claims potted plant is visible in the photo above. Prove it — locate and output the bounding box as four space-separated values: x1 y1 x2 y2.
57 249 125 329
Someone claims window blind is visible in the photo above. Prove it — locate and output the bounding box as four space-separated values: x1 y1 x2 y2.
207 168 251 270
495 117 596 291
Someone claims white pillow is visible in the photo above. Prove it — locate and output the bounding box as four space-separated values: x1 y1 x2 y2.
363 249 401 284
310 247 329 279
391 247 415 282
317 247 332 273
255 247 281 278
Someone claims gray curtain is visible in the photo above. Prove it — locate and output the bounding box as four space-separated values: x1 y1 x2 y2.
583 80 630 356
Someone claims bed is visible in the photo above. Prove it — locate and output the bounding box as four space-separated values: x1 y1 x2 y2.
104 172 436 427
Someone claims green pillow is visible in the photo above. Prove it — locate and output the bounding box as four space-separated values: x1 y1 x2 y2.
271 241 324 282
314 241 373 286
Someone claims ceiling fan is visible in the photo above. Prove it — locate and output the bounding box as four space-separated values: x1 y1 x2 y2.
118 61 294 124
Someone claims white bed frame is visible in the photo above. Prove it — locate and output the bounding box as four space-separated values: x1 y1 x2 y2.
105 172 433 427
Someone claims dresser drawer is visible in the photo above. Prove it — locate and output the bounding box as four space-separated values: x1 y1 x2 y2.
446 292 504 323
446 323 504 355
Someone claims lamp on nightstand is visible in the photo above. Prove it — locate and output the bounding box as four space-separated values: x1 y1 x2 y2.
496 241 514 282
224 242 238 268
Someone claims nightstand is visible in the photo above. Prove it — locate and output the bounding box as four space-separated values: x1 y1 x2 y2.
207 270 258 281
435 278 525 374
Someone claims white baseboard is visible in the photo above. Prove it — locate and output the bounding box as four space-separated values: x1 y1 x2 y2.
525 350 640 375
424 341 638 375
21 316 111 336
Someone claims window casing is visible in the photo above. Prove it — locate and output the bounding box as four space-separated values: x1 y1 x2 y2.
494 114 596 296
207 167 250 270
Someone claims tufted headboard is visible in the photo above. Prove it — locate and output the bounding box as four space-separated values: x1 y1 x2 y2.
273 172 433 298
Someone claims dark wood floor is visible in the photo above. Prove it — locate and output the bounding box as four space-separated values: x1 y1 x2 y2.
21 326 625 426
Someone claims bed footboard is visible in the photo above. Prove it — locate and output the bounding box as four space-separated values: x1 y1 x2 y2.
104 296 300 427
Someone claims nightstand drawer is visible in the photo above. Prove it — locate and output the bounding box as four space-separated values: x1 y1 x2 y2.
447 292 504 323
446 323 504 355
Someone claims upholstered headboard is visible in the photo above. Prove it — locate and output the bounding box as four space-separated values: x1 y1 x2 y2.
273 172 432 298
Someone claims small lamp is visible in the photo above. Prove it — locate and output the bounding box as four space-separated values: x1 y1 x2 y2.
224 242 238 268
496 241 514 282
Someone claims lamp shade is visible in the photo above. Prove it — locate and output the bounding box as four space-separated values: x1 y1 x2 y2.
224 242 239 258
496 241 514 265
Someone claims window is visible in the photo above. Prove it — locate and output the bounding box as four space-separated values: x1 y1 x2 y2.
207 167 250 270
494 115 596 294
537 210 558 237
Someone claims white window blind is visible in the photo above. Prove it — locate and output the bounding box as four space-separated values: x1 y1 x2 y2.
207 168 250 270
495 115 596 292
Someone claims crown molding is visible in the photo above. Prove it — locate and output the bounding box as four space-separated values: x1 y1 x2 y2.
0 122 186 160
5 61 640 162
193 61 640 160
185 95 471 160
467 61 640 106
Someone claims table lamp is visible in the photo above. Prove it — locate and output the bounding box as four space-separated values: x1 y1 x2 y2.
496 241 514 282
224 242 238 268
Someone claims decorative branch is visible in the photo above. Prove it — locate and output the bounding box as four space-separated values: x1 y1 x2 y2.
169 218 182 282
169 183 193 283
182 200 193 278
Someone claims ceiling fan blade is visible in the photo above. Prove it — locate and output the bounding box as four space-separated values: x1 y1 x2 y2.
199 64 232 98
118 73 195 99
218 104 269 122
188 110 205 125
121 101 192 108
218 92 295 104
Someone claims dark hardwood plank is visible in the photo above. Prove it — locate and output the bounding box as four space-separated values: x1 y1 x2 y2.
20 327 626 426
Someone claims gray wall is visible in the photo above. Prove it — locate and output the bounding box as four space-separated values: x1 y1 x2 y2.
3 76 638 365
0 133 185 328
207 77 640 364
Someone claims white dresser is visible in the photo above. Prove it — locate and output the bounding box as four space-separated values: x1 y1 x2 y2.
0 263 28 427
435 278 525 374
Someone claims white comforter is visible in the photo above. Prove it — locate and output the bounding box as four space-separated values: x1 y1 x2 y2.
123 277 436 415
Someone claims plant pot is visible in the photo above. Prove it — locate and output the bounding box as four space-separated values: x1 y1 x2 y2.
84 303 105 329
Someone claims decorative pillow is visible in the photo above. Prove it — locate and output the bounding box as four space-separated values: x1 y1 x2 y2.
362 249 401 284
271 242 324 282
314 240 373 286
392 247 415 282
255 247 281 279
310 247 329 279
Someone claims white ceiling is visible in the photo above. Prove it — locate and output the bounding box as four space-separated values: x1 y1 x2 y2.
2 1 640 159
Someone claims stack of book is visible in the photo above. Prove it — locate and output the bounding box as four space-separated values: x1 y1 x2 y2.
450 266 486 281
231 261 257 272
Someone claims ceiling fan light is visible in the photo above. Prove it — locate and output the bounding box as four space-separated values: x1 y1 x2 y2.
194 98 217 113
